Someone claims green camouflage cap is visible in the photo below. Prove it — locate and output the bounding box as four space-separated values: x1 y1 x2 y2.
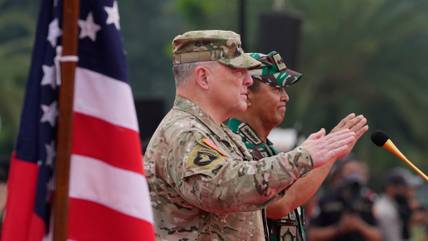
172 30 261 69
249 51 302 88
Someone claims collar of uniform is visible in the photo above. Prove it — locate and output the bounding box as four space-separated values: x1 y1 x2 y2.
173 96 229 141
227 118 264 146
227 118 242 135
227 118 277 154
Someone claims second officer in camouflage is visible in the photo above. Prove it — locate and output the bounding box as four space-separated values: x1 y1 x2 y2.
228 51 369 241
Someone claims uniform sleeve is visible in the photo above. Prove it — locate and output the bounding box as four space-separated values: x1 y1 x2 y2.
166 130 313 214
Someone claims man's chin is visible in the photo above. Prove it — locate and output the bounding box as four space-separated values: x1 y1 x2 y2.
274 112 286 124
234 102 248 113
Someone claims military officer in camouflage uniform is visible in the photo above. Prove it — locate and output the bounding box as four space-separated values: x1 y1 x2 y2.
228 51 369 241
144 30 356 241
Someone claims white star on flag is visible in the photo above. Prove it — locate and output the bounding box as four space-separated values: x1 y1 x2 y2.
41 65 56 89
105 1 120 30
40 101 58 127
47 19 62 47
78 12 101 41
47 176 56 192
46 175 56 203
45 141 56 167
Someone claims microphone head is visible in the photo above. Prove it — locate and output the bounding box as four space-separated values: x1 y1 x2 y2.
371 131 389 147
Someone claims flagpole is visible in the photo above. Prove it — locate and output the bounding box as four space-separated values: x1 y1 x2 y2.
53 0 80 240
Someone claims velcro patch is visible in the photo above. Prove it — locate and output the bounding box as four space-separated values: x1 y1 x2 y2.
201 138 226 156
185 143 225 174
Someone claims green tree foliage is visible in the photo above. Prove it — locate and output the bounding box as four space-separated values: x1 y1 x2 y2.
0 0 37 155
174 0 428 179
284 0 428 175
119 0 182 103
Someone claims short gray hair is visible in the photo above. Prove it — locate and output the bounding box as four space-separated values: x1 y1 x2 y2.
173 61 217 86
173 63 198 86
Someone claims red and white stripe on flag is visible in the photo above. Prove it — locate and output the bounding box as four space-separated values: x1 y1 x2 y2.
67 67 155 241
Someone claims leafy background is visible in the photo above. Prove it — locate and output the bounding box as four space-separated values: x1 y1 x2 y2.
1 0 428 189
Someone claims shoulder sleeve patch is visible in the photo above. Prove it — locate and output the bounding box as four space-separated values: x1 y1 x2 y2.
184 141 226 176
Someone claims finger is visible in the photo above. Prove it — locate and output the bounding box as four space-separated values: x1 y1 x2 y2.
348 115 367 131
327 128 351 136
307 128 326 140
327 135 355 150
316 133 353 155
331 114 353 132
348 116 368 139
327 144 350 161
342 114 364 129
340 113 356 125
324 131 355 148
325 137 355 155
331 113 355 132
324 129 354 142
349 116 367 132
354 125 369 139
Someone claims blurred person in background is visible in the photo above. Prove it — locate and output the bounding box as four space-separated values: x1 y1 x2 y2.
397 168 427 241
308 157 381 241
410 206 428 241
375 168 425 241
228 51 368 241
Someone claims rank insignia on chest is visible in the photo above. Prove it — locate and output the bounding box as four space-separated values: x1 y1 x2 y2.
239 124 262 145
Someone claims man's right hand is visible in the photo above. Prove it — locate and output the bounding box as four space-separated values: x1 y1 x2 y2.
300 128 355 168
331 113 369 159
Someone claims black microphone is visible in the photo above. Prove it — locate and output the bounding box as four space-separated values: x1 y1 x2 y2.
370 131 388 147
370 131 428 182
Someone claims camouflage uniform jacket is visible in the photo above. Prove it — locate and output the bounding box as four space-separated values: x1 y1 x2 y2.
228 118 306 241
144 96 313 241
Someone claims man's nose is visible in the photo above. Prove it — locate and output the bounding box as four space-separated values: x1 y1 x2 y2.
243 71 253 87
280 88 289 102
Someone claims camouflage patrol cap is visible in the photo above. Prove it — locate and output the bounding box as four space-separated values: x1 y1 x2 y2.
172 30 261 69
249 51 302 88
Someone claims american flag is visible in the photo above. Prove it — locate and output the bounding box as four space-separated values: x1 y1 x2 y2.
1 0 155 240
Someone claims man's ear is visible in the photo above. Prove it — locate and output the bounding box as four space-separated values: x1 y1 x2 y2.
194 65 210 90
